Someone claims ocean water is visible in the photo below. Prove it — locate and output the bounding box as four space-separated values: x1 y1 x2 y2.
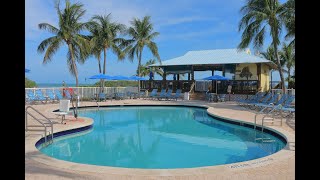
37 83 91 88
39 106 285 169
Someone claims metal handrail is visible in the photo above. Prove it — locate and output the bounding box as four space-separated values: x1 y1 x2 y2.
25 106 53 143
254 104 282 132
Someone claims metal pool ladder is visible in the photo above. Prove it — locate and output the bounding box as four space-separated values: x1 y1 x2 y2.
254 104 282 132
25 106 54 144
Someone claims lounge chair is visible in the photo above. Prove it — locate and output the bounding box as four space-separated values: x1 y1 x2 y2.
162 89 173 100
250 93 279 110
256 94 288 110
217 94 226 102
155 89 167 100
115 92 125 100
26 90 37 104
237 92 265 106
46 89 57 103
98 92 107 101
169 89 182 101
145 89 158 100
260 95 295 118
138 91 146 99
54 90 64 100
245 92 272 108
35 89 48 103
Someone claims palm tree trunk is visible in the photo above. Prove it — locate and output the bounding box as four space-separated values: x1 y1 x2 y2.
138 49 142 92
272 40 286 94
68 44 79 87
98 57 102 93
103 48 107 74
102 48 107 93
98 57 102 74
287 67 291 84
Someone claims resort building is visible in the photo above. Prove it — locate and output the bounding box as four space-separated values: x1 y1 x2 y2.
142 48 277 98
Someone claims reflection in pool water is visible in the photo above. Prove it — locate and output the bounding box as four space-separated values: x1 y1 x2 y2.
39 106 285 168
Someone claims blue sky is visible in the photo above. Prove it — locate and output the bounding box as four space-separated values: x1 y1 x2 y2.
25 0 289 84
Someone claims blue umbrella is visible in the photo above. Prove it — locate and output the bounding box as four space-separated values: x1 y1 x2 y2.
202 75 230 94
111 75 130 80
202 75 229 81
89 74 115 93
89 74 114 80
129 75 147 81
25 69 30 73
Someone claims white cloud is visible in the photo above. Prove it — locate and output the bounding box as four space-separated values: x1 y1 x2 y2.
156 16 218 27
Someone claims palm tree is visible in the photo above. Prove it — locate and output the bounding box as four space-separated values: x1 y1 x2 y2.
261 46 286 89
238 0 287 93
87 14 126 91
136 59 163 78
281 0 295 47
280 43 295 84
37 0 90 87
89 14 126 75
124 16 161 91
88 24 103 74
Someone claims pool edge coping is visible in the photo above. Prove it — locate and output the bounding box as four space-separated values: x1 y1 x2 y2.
26 103 295 177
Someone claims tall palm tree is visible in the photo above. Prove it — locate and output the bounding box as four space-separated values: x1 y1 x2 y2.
37 0 90 87
89 14 126 75
281 0 295 47
136 59 163 78
88 24 103 74
87 14 126 91
280 43 295 84
238 0 287 93
124 16 161 91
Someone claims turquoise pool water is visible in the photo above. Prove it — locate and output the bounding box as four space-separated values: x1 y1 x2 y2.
38 106 286 169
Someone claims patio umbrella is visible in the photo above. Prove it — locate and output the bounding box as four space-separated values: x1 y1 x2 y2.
128 75 147 81
89 74 115 93
111 75 130 80
202 75 230 94
25 69 30 73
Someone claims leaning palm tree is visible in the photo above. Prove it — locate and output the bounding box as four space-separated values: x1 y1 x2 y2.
37 0 90 87
280 43 295 84
281 0 295 47
238 0 287 93
124 16 161 91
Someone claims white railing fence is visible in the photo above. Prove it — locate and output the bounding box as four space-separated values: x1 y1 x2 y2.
25 87 138 100
271 88 295 96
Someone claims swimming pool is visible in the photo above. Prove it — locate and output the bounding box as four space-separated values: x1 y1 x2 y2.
38 106 286 169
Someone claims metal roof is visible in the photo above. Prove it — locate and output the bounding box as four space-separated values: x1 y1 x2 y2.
150 48 277 68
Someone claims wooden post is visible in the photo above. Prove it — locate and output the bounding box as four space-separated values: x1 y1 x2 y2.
211 69 214 93
257 63 261 90
163 71 167 90
191 66 194 80
188 73 190 80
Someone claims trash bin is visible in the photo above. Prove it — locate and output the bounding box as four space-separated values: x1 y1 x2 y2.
184 92 190 100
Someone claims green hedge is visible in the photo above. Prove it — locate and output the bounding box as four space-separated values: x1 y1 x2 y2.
25 78 37 88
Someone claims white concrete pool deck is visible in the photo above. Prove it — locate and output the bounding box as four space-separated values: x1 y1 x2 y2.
25 99 295 180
